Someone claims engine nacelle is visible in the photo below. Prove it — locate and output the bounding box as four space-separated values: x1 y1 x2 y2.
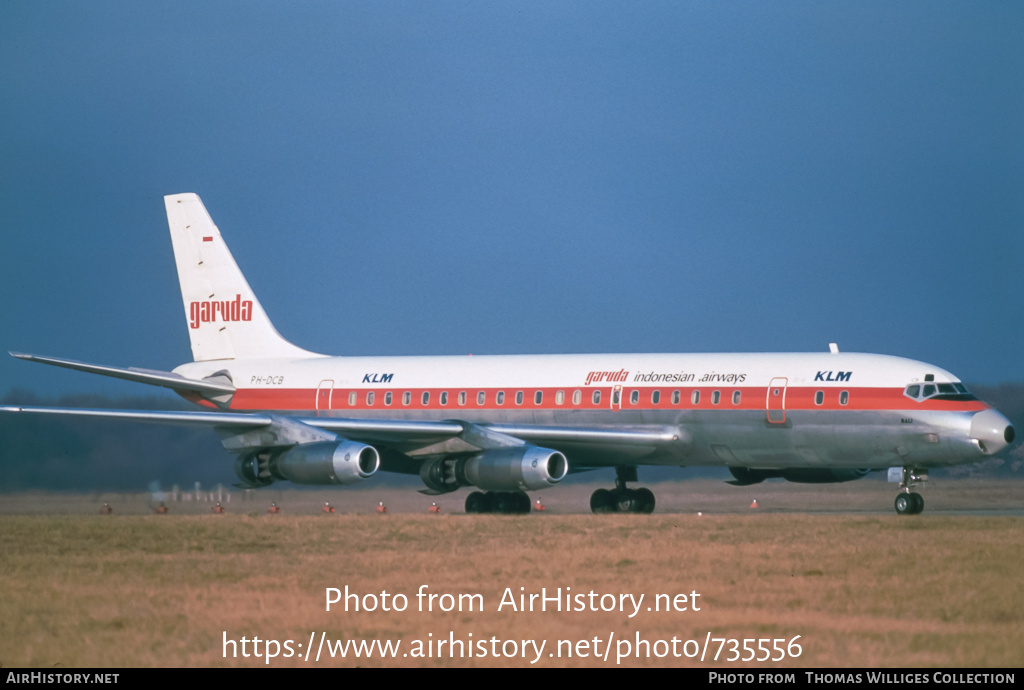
464 446 569 491
729 466 870 485
273 440 380 485
420 446 569 493
236 440 380 487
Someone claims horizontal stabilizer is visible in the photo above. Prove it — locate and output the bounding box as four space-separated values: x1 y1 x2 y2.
9 352 235 397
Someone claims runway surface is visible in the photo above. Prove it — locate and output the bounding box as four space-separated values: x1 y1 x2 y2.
1 478 1020 516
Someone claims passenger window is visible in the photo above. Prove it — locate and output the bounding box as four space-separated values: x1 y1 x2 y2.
516 391 524 405
652 390 661 405
732 390 741 405
477 391 486 406
840 391 849 405
712 391 720 405
403 391 411 405
421 391 430 405
630 390 639 404
814 391 824 405
556 390 565 405
572 390 581 405
672 390 680 405
366 391 375 406
593 390 601 405
458 391 466 406
385 391 392 406
440 391 448 406
613 389 621 405
691 390 701 405
496 391 505 405
348 391 357 406
534 390 543 405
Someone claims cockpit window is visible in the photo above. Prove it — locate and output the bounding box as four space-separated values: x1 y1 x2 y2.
904 382 978 402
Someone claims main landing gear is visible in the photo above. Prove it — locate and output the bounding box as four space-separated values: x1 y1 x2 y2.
894 467 927 515
590 467 656 514
465 490 531 514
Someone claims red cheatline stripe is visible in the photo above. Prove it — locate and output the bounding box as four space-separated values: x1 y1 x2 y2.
224 386 989 414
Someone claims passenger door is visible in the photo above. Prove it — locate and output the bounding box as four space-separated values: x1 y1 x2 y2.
767 378 787 424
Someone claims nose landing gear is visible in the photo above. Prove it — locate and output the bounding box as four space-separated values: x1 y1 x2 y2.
894 467 927 515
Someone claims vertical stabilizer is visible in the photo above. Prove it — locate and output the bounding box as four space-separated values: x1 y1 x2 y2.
165 193 321 362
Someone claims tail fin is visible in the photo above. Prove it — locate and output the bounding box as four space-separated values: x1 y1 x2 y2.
165 193 321 362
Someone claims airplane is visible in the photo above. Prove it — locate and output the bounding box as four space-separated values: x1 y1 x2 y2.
2 193 1015 515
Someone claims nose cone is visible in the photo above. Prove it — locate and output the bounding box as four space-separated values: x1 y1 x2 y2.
970 409 1015 455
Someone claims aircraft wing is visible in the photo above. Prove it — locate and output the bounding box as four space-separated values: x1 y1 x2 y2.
0 405 684 456
484 423 681 447
0 405 263 425
312 417 684 457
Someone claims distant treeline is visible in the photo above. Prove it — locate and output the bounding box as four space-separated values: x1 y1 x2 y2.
2 384 1022 491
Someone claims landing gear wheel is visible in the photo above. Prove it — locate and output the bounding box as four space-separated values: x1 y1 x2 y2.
616 489 639 513
895 492 924 515
465 491 487 514
591 486 657 513
495 492 516 514
518 492 532 514
590 488 613 514
635 488 655 514
467 491 530 514
895 493 910 515
909 492 924 514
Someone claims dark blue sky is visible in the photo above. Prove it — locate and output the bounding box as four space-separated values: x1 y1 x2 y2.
2 2 1021 397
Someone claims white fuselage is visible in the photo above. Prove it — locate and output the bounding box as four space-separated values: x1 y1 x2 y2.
174 351 997 470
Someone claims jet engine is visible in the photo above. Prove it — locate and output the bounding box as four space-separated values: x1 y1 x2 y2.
729 467 870 485
234 440 380 488
420 446 568 493
234 450 276 488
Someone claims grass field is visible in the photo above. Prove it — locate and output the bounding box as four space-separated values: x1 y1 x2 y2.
0 479 1021 668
